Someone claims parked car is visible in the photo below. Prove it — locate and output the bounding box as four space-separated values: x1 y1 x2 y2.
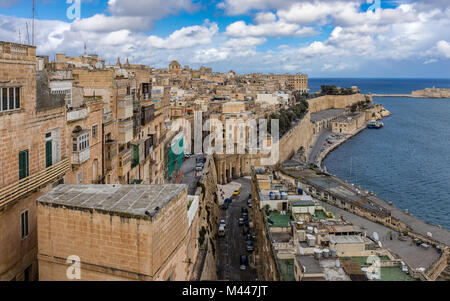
218 225 225 237
246 241 254 252
220 220 226 228
184 153 191 159
245 233 253 242
243 226 249 235
222 202 229 210
195 162 204 171
240 255 249 270
247 199 252 208
242 207 248 214
243 214 249 221
244 221 250 227
239 217 244 226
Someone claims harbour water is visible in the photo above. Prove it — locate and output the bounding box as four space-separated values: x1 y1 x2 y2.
315 79 450 230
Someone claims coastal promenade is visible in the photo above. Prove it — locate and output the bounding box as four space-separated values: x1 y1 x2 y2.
307 122 450 248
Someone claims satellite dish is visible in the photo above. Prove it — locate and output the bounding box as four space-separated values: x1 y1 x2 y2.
373 232 379 241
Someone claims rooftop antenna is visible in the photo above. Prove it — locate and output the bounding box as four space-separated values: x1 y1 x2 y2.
26 22 30 45
18 28 22 44
32 0 36 46
84 42 87 56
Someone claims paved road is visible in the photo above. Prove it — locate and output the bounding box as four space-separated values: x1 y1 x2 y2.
179 154 203 195
217 178 258 281
307 129 331 165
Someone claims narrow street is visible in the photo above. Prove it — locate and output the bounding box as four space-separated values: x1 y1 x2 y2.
217 178 258 281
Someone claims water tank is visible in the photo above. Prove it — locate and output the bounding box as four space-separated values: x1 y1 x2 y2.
330 249 337 258
314 249 322 260
323 249 329 258
298 189 303 195
275 192 281 200
281 192 288 200
269 192 275 200
307 226 313 234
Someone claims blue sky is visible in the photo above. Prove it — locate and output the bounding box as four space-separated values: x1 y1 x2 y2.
1 0 450 77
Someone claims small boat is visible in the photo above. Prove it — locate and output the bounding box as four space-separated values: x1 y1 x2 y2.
368 120 383 129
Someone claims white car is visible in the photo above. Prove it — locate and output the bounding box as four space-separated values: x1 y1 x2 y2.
220 220 226 228
247 199 252 208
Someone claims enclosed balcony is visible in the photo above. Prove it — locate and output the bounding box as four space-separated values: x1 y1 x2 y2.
118 119 133 144
105 139 117 171
117 95 133 120
118 148 131 178
71 130 90 165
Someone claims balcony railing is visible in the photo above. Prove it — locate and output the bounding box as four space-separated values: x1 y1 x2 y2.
0 158 70 208
71 148 90 165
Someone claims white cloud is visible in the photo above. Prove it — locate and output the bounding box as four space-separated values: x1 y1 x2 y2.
71 14 152 33
226 20 316 37
146 22 218 49
435 40 450 58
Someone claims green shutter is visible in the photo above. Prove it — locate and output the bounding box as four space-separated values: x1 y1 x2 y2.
132 144 139 168
19 150 29 180
46 140 52 168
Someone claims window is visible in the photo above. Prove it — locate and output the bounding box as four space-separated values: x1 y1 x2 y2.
20 210 29 239
92 125 98 139
72 133 90 152
0 87 21 112
77 171 82 184
19 150 29 180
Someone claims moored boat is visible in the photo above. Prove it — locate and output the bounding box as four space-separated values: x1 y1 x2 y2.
368 120 383 129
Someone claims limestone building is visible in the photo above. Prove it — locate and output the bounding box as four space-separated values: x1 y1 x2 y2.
287 73 309 93
0 42 69 281
37 184 198 281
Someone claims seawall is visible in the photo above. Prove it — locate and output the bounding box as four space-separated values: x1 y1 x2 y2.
308 93 367 113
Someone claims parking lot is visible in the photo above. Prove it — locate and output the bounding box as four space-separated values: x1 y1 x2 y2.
217 178 258 281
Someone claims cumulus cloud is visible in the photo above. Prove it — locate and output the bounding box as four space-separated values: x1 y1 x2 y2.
146 22 218 49
226 20 316 37
2 0 450 75
435 40 450 58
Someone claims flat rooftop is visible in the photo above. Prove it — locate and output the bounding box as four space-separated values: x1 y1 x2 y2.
296 256 323 274
310 108 345 122
38 184 187 219
328 235 365 244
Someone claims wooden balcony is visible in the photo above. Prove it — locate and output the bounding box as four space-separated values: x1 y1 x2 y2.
118 95 133 120
71 148 90 165
0 158 70 209
118 120 133 144
118 148 131 178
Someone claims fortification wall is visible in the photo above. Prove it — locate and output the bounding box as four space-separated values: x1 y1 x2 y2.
277 113 314 164
308 94 367 113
